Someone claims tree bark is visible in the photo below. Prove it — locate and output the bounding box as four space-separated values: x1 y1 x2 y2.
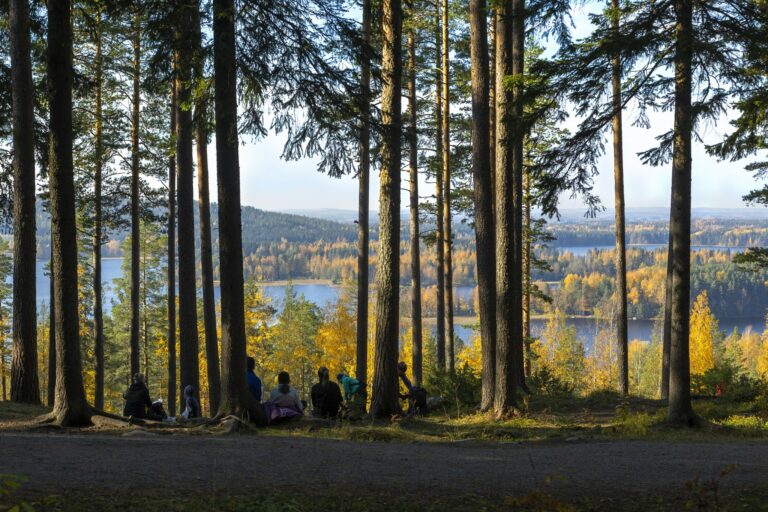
130 4 142 379
441 0 454 372
9 0 40 404
510 0 525 393
523 169 532 377
370 0 402 419
434 0 446 368
469 0 496 410
167 73 178 417
92 11 105 410
611 0 629 397
493 0 518 417
356 0 371 389
193 4 221 415
667 0 698 426
175 6 200 401
48 0 92 426
48 271 56 407
407 3 423 387
661 234 672 400
213 0 262 421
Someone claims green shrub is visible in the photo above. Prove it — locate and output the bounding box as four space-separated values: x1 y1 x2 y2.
528 366 575 398
424 361 482 412
692 362 766 401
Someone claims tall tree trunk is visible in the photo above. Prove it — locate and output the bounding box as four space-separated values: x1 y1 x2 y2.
661 235 672 400
167 74 178 417
489 10 496 216
493 0 518 417
611 0 629 397
510 0 525 393
469 0 496 411
407 4 423 386
523 169 532 377
176 9 200 401
48 271 56 407
356 0 371 389
370 0 402 419
667 0 698 426
129 4 141 379
92 12 105 410
213 0 262 420
441 0 454 372
434 0 446 367
9 0 40 404
48 0 92 426
193 4 221 415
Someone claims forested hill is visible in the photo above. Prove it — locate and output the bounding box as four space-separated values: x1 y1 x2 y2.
32 203 357 259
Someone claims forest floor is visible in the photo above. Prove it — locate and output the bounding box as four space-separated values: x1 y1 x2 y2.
2 396 768 511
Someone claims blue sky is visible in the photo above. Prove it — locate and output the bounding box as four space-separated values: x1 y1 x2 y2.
203 3 763 214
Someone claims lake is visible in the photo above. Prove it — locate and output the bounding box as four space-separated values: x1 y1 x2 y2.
554 244 747 257
33 260 764 350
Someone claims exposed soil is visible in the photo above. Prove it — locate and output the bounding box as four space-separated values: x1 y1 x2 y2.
2 430 768 503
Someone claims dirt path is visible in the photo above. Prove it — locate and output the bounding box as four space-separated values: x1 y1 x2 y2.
2 433 768 500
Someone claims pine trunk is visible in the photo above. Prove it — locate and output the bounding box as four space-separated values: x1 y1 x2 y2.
48 272 56 407
667 0 698 426
493 0 518 416
434 0 446 367
469 0 496 410
661 235 672 400
129 5 142 379
407 6 423 386
167 75 178 417
611 0 629 397
510 0 525 393
176 11 200 401
9 0 40 404
213 0 263 421
441 0 454 372
194 6 221 415
92 13 105 410
523 170 532 377
48 0 92 426
370 0 402 419
356 0 371 388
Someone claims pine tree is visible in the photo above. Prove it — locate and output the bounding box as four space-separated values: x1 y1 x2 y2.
47 0 92 426
9 0 40 404
213 0 263 420
370 0 403 419
469 0 495 410
356 0 372 391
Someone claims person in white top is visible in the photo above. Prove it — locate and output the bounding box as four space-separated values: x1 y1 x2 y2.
268 371 304 413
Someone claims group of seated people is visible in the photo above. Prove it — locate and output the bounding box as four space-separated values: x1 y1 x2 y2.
123 373 200 422
123 356 422 424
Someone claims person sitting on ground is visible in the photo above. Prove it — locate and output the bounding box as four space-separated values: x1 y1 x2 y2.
337 372 365 420
397 362 428 415
263 371 304 424
247 356 263 402
268 371 304 413
181 385 201 420
337 372 361 401
124 373 163 421
311 367 343 419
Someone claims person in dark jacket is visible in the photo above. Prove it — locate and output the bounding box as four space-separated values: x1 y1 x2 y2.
247 356 262 402
124 373 162 421
181 385 201 420
311 367 342 418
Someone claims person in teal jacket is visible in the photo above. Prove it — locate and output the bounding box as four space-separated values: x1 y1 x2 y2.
337 373 360 400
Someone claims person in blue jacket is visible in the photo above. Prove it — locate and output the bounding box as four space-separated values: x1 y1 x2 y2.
247 356 263 402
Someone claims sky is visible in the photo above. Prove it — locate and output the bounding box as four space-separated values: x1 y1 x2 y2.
203 4 762 215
